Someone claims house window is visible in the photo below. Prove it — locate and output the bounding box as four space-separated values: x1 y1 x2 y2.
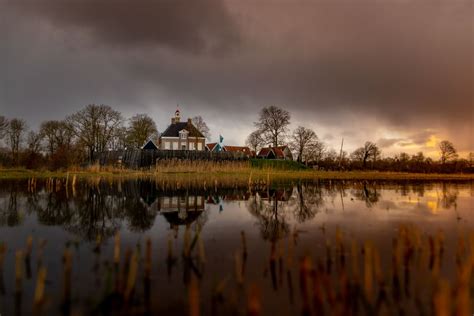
197 142 202 150
179 130 188 140
189 142 195 150
181 144 186 150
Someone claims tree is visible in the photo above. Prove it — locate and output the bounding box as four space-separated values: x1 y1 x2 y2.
27 131 42 154
254 106 291 147
351 141 380 169
192 116 210 140
0 116 8 139
40 120 74 155
290 126 318 163
126 114 158 148
439 140 458 164
246 130 265 153
66 104 123 161
6 118 27 163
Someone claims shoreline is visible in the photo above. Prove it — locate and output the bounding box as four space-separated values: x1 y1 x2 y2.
0 168 473 181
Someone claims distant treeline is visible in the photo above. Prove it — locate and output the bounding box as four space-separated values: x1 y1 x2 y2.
0 104 473 173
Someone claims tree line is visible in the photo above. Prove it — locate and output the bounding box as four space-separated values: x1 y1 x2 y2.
0 104 208 170
0 104 472 173
246 105 473 173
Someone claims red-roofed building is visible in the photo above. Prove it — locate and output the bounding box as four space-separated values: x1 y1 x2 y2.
256 146 293 160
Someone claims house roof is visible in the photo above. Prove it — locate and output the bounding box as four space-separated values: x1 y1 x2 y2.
142 140 158 150
273 147 285 159
161 121 204 138
206 143 218 151
257 147 273 157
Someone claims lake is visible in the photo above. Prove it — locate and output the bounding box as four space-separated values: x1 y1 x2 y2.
0 178 472 315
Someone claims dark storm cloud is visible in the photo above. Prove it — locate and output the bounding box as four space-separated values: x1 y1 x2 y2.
0 0 472 152
7 0 240 54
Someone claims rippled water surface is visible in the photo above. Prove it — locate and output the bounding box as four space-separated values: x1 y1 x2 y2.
0 178 472 315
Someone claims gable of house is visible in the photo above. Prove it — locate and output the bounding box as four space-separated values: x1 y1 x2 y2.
142 140 158 150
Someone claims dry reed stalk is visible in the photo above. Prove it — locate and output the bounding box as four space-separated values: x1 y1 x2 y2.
33 266 47 305
247 284 261 316
433 279 451 316
241 231 247 260
114 232 120 265
455 259 471 316
364 241 374 302
198 233 206 264
124 250 138 302
145 238 152 279
62 249 72 302
15 250 23 293
183 226 191 258
299 255 312 314
234 251 243 285
351 240 360 282
188 274 200 316
0 243 6 268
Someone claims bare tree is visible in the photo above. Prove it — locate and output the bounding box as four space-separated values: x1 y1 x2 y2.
306 140 326 165
40 120 74 155
6 118 27 162
439 140 458 164
126 114 158 148
192 116 210 140
290 126 318 163
254 106 290 147
66 104 123 161
27 131 42 154
0 116 8 139
246 130 265 153
351 141 380 169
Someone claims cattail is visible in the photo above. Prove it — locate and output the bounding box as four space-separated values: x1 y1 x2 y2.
63 249 72 302
351 240 360 282
33 266 47 305
114 232 120 264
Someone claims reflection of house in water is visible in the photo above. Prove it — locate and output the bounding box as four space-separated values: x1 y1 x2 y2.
141 194 205 228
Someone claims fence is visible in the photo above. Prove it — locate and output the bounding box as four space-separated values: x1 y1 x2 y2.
95 149 249 169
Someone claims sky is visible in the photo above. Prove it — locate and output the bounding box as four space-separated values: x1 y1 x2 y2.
1 0 472 158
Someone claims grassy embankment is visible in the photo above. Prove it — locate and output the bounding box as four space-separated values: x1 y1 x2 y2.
0 159 473 180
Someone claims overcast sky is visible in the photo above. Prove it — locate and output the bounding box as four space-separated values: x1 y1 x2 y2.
1 0 472 157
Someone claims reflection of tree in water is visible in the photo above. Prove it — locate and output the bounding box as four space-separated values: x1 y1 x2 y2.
123 196 157 232
440 183 458 209
351 183 380 208
63 187 125 241
0 188 24 227
34 191 74 226
247 189 290 241
292 183 324 223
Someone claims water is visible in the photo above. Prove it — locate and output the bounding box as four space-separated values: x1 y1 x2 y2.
0 178 472 315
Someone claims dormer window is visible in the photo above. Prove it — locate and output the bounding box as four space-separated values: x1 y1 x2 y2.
179 129 188 140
